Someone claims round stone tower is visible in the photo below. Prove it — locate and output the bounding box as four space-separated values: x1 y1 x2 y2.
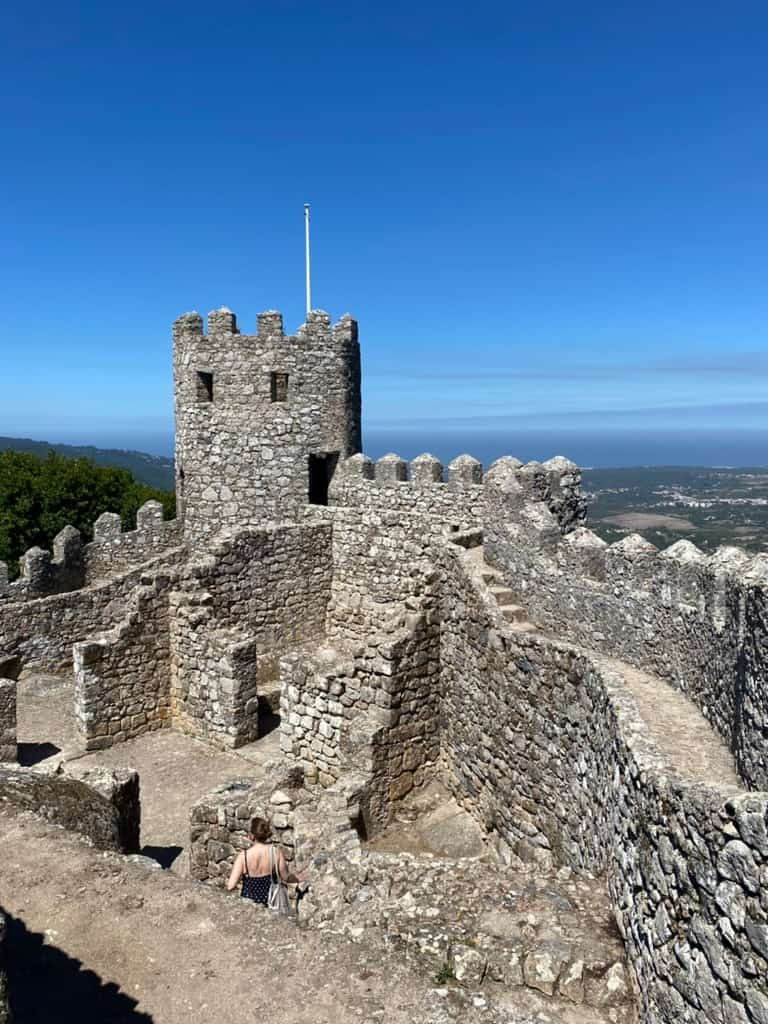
172 307 361 547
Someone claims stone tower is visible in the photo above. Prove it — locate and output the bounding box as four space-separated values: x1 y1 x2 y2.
172 307 361 546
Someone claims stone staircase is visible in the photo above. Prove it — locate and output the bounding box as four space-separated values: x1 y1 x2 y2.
475 552 537 633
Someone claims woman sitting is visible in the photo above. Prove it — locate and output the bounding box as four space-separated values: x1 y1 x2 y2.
226 816 304 906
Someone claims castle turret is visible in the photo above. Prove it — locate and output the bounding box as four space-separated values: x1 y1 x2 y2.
173 307 361 547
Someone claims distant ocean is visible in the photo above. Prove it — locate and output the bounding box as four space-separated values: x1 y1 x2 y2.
71 427 768 469
363 428 768 469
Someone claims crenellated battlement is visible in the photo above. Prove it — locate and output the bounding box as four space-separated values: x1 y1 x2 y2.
1 525 84 601
173 306 362 547
172 307 358 349
0 501 181 604
86 500 182 582
483 467 768 790
330 450 586 535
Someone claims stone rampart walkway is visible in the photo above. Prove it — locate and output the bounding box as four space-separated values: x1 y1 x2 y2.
467 546 741 791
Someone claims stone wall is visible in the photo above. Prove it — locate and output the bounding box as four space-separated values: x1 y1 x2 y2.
321 452 585 642
0 501 181 602
280 605 441 829
0 548 185 672
316 505 439 640
0 680 15 763
438 537 768 1024
0 764 140 852
329 451 486 529
736 575 768 793
0 910 8 1024
73 568 177 750
1 525 84 601
170 522 332 746
482 462 768 790
173 308 361 547
84 501 182 583
189 768 305 885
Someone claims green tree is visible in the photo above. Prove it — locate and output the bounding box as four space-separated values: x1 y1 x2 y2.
0 449 175 578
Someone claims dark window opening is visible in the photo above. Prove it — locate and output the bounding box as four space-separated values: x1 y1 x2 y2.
196 371 213 403
271 372 289 402
308 452 339 506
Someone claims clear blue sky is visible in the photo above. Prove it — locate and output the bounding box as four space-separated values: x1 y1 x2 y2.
2 1 768 460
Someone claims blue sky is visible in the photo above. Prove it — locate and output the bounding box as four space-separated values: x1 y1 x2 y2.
2 1 768 460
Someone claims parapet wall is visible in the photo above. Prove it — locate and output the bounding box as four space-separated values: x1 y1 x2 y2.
0 501 181 602
170 521 332 747
73 567 177 750
0 547 186 673
1 525 85 601
189 768 305 885
437 538 768 1024
330 451 586 534
321 452 585 642
482 461 768 790
85 501 182 582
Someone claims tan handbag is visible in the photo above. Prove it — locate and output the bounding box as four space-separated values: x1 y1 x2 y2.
267 845 291 915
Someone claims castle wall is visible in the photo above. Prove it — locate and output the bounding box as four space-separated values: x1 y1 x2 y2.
322 451 586 641
73 568 176 750
482 464 768 790
280 605 441 828
2 525 85 601
315 504 440 641
84 501 182 583
0 548 186 672
170 522 332 747
329 451 486 529
737 580 768 792
173 309 361 548
0 680 15 763
437 539 768 1024
0 502 181 604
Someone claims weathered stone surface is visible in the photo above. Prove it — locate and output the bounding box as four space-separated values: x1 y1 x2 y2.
0 910 9 1024
0 763 139 852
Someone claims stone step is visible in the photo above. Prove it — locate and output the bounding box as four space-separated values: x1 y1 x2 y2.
502 605 528 624
482 571 502 584
489 586 519 605
507 621 538 633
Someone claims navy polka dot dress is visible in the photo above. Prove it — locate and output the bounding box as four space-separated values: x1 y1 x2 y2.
240 849 272 906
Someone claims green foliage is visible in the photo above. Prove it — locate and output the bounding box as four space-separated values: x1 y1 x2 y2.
0 449 175 578
433 961 455 985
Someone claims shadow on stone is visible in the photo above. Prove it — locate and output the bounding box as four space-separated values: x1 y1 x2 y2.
16 742 61 767
6 913 154 1023
140 844 183 870
257 711 281 738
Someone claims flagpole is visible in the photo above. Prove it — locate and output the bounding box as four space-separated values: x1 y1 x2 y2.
304 203 311 315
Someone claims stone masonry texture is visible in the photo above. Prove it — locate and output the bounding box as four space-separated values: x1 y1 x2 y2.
3 305 768 1024
173 308 361 547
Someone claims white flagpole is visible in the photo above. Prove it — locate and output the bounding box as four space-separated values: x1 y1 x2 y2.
304 203 311 315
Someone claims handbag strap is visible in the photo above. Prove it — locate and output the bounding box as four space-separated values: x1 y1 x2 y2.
242 848 250 878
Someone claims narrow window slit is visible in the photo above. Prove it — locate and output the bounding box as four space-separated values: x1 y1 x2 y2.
196 371 214 403
271 372 289 402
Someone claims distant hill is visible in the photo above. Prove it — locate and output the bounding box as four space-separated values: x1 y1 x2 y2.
0 437 174 491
